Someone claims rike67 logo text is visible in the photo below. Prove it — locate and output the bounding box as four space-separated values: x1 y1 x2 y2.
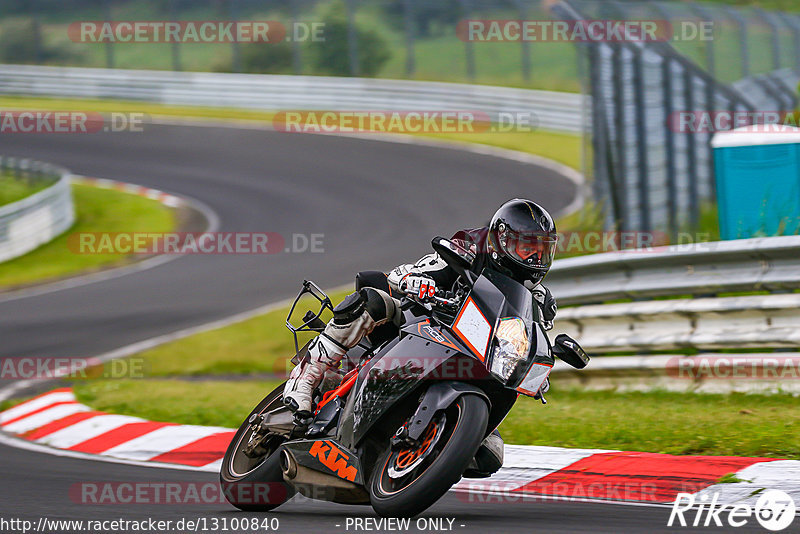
669 490 796 531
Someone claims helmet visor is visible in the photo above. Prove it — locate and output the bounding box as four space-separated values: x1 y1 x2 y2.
497 228 557 271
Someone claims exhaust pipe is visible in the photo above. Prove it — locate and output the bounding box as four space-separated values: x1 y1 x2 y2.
279 445 369 504
280 449 298 480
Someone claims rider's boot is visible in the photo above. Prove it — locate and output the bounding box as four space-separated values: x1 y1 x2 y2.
283 287 402 423
463 429 504 478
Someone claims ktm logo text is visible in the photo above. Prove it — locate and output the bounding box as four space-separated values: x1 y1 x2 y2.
308 440 358 482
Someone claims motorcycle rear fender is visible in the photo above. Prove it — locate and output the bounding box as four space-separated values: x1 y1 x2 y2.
404 381 490 442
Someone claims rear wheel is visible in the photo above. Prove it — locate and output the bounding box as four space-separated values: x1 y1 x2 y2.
220 384 296 512
369 394 488 517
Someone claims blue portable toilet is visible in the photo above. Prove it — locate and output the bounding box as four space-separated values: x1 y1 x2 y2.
712 125 800 240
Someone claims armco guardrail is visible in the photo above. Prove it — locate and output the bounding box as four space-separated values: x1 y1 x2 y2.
555 293 800 353
0 158 75 263
0 64 584 134
545 235 800 306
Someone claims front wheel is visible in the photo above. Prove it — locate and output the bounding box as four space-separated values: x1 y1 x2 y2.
369 393 489 518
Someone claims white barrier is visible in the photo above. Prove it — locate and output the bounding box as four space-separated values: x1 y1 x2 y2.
546 235 800 305
555 293 800 353
0 159 75 263
0 64 584 133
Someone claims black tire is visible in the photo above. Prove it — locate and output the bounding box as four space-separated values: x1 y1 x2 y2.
220 383 296 512
369 394 489 518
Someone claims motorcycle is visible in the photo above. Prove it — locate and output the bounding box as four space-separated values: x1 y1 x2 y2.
220 236 589 517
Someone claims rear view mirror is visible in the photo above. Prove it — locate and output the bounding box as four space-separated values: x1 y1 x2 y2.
431 236 473 275
553 334 590 369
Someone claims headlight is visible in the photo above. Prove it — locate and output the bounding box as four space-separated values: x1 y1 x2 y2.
490 317 530 381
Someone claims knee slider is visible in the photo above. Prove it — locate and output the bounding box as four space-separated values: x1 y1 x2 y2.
332 288 402 327
332 291 366 325
361 287 403 327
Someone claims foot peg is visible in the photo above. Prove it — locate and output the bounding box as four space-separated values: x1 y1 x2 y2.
283 397 315 427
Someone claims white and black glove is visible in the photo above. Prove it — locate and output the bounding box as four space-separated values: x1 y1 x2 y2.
400 273 438 302
532 285 557 330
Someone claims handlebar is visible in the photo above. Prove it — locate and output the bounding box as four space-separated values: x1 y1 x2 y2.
399 284 461 309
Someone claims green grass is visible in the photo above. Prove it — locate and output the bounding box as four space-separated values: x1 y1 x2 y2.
74 379 283 428
72 380 800 459
130 288 350 377
0 173 51 206
0 396 32 413
425 129 582 171
716 473 749 484
501 389 800 458
0 184 175 289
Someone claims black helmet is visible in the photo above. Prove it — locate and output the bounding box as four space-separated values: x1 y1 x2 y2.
487 199 557 285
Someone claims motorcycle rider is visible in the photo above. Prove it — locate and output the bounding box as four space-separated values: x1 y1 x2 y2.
282 199 559 476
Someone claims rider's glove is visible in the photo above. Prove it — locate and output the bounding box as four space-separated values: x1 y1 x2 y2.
533 286 557 322
400 273 437 301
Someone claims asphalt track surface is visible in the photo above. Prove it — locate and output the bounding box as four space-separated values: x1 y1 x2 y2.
0 125 759 533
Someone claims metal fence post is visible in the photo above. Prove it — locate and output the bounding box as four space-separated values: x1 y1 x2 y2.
402 0 416 77
169 0 182 71
724 7 749 79
688 2 716 79
611 42 628 232
344 0 360 76
784 13 800 72
755 8 782 71
103 0 114 69
290 0 303 74
588 44 614 230
662 56 678 238
27 0 43 65
632 45 651 232
683 68 699 229
229 0 241 73
458 0 476 81
510 0 530 83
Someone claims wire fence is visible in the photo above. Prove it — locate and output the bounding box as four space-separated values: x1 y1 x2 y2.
2 1 800 91
553 0 800 235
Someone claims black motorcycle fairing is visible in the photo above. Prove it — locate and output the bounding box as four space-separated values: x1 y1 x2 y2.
338 270 546 449
346 328 478 447
281 439 365 485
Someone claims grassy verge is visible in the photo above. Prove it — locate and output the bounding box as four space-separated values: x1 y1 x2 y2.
131 289 350 377
0 184 175 289
72 380 800 459
74 379 283 429
0 173 51 206
0 96 583 172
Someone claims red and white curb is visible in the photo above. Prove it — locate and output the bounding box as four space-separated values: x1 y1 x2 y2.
2 388 798 508
70 176 184 208
1 388 231 471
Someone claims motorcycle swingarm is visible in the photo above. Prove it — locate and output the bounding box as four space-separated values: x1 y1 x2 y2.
393 382 490 446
